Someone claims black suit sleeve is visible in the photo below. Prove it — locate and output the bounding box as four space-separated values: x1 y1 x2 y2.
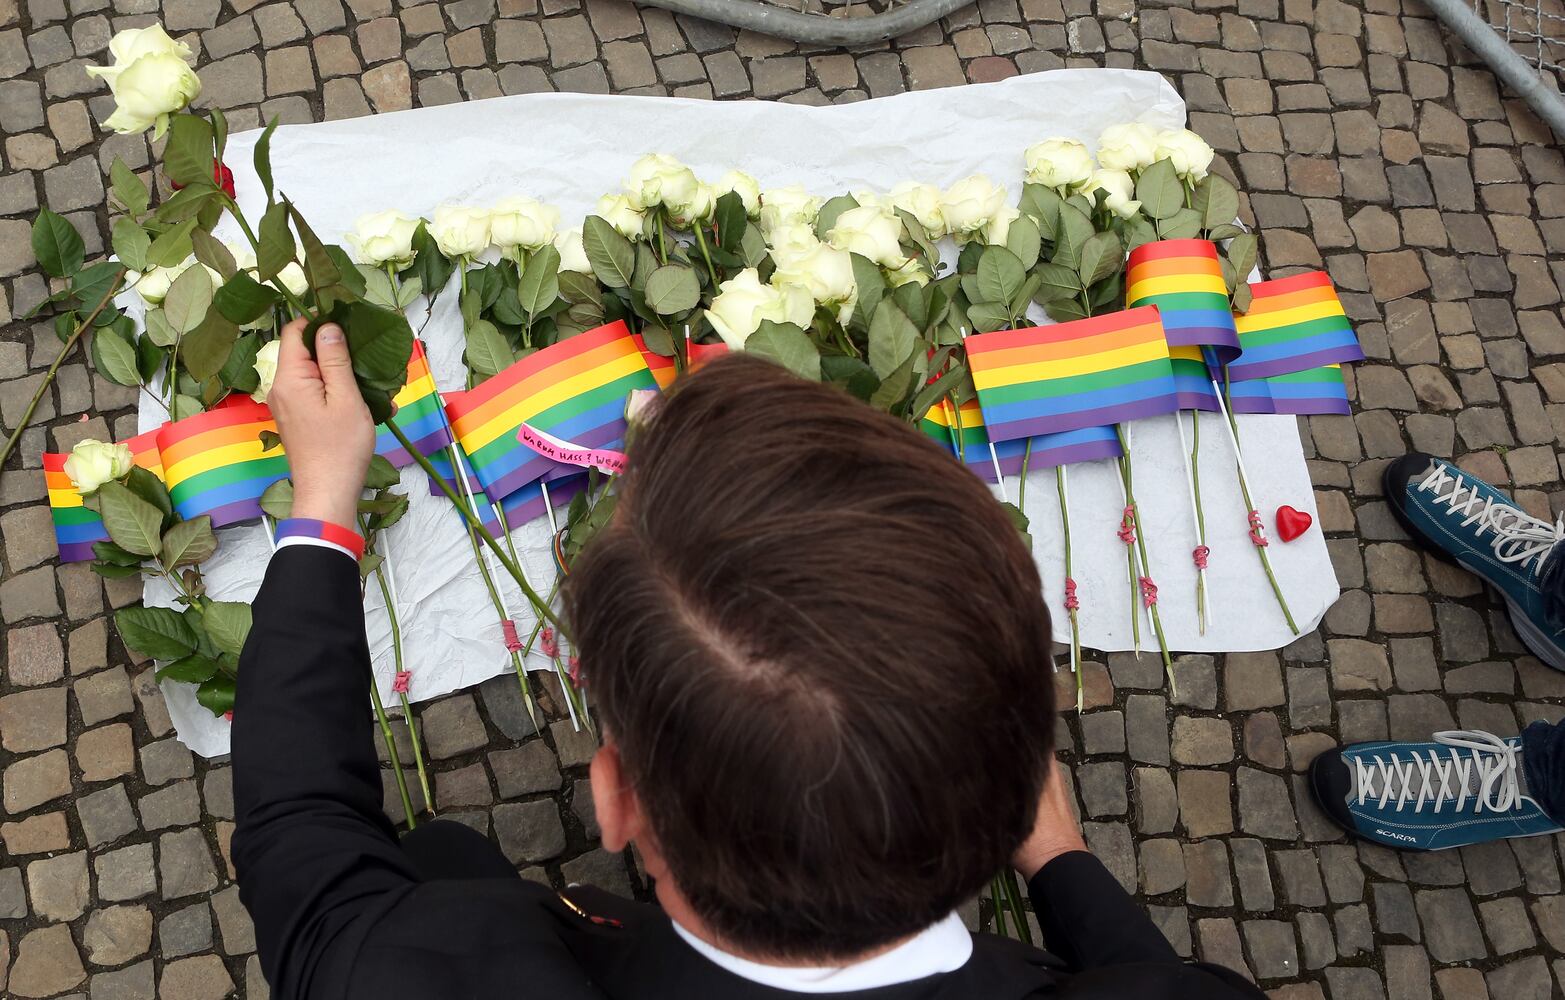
230 545 421 999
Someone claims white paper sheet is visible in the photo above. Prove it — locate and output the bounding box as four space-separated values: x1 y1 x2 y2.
136 69 1339 756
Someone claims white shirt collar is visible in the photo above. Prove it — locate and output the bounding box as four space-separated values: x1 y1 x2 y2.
670 912 973 994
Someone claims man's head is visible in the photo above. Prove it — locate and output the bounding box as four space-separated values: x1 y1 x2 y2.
567 353 1056 960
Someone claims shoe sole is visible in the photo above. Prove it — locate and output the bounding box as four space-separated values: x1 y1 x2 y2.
1505 596 1565 673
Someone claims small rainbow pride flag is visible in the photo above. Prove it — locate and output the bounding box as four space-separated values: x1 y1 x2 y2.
635 335 729 391
1226 271 1362 382
920 398 1121 482
1227 365 1351 416
1126 238 1241 364
964 307 1181 443
445 321 659 503
45 429 166 562
1170 345 1220 412
427 436 588 534
156 399 289 527
375 341 454 468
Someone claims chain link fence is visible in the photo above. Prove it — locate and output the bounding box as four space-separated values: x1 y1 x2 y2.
1476 0 1565 78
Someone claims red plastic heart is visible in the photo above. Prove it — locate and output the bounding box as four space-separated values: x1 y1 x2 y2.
1275 505 1312 542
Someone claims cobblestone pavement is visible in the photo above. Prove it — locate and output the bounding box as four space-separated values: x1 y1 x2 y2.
2 0 1565 997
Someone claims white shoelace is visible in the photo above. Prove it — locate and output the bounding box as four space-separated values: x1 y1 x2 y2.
1416 464 1565 575
1353 730 1532 815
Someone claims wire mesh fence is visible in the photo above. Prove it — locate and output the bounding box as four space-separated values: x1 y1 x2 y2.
1474 0 1565 79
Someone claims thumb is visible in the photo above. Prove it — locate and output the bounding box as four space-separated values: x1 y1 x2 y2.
314 323 358 398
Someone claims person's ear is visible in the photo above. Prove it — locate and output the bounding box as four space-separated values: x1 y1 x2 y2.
591 741 643 853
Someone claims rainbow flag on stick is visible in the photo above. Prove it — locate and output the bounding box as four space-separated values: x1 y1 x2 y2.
964 307 1181 443
156 400 289 527
1169 345 1221 412
634 335 729 391
1227 364 1351 416
1226 271 1362 382
445 321 659 503
428 406 589 534
375 341 454 468
1126 238 1242 364
921 399 1121 481
45 429 167 562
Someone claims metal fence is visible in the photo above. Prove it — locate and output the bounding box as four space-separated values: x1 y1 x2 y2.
1477 0 1565 77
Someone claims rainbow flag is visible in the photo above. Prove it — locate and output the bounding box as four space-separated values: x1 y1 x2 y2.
634 335 729 390
1227 271 1362 382
1170 345 1220 412
375 341 454 468
964 307 1180 443
445 321 659 502
45 429 167 562
1126 238 1241 364
156 399 289 527
426 437 588 534
1227 365 1351 416
920 398 1121 482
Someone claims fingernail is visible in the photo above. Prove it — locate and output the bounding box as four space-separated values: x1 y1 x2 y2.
319 324 343 345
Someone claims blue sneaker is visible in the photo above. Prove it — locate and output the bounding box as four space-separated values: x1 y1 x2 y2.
1385 453 1565 670
1310 730 1563 850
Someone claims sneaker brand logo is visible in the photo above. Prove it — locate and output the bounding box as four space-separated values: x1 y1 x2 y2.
1374 829 1418 844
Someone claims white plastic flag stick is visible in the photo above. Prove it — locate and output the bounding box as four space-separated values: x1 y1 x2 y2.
1173 412 1210 635
1057 465 1081 684
957 327 1009 503
1209 378 1262 503
540 480 560 535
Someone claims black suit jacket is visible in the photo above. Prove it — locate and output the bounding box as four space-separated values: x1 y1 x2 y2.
232 546 1263 1000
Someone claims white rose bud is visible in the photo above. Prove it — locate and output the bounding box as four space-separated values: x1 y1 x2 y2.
716 170 761 217
758 185 823 236
939 175 1009 238
489 196 560 255
623 153 701 213
553 227 590 274
765 223 821 271
345 209 420 268
1095 123 1161 173
826 205 906 269
135 256 218 306
979 205 1021 247
668 182 717 226
251 338 280 404
705 268 812 349
278 261 310 299
886 259 931 287
851 189 895 214
594 194 646 240
772 241 856 309
62 439 133 496
430 205 491 259
1081 169 1142 220
1023 138 1096 191
889 181 947 238
1153 128 1216 182
85 24 200 138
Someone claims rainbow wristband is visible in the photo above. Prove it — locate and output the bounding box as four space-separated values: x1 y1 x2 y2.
273 518 365 560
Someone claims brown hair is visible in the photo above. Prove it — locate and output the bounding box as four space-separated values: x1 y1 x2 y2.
565 353 1056 960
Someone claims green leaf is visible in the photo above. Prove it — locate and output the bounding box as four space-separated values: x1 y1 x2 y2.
287 200 341 293
1224 232 1258 299
1051 205 1095 272
999 501 1031 536
144 308 177 348
164 263 214 334
966 302 1013 333
714 191 747 253
517 245 561 317
583 216 635 290
976 245 1026 307
409 221 453 297
203 601 253 658
196 676 236 716
910 364 967 422
92 539 144 568
144 218 198 269
136 331 164 384
256 202 295 282
1207 223 1245 242
1192 174 1239 233
171 394 203 420
160 516 217 568
867 299 919 378
164 113 216 189
820 354 879 402
90 322 141 387
1005 214 1042 271
1019 183 1063 231
1135 158 1184 221
364 454 400 490
91 561 142 579
1011 271 1044 319
111 218 150 271
109 158 149 216
1077 230 1124 288
31 210 84 279
1032 262 1083 304
157 653 220 683
1156 207 1203 241
849 252 886 334
738 224 768 267
644 265 700 316
1120 215 1159 254
814 195 859 240
218 333 261 392
258 429 282 452
191 229 237 280
213 271 280 325
868 351 916 412
124 464 173 528
115 606 199 660
745 321 820 382
260 479 294 520
97 480 165 557
465 318 513 378
181 311 239 382
1044 298 1090 323
253 117 279 204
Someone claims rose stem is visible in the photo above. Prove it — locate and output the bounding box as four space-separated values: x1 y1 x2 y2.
1056 465 1083 713
362 519 434 815
1116 425 1174 679
1214 372 1298 634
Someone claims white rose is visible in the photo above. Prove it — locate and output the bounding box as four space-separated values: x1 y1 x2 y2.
553 227 590 274
1081 169 1142 220
62 439 133 495
278 261 309 298
669 182 716 226
765 223 820 270
940 175 1008 238
886 259 930 287
489 196 559 255
345 209 420 268
889 181 947 238
716 170 761 217
758 185 822 236
772 241 856 309
1154 128 1216 182
225 241 257 273
250 338 280 403
705 268 812 349
1096 123 1161 173
851 189 895 214
594 194 645 240
826 205 906 269
85 24 199 138
1023 137 1096 190
429 205 491 259
978 205 1020 247
623 153 700 213
135 256 218 306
